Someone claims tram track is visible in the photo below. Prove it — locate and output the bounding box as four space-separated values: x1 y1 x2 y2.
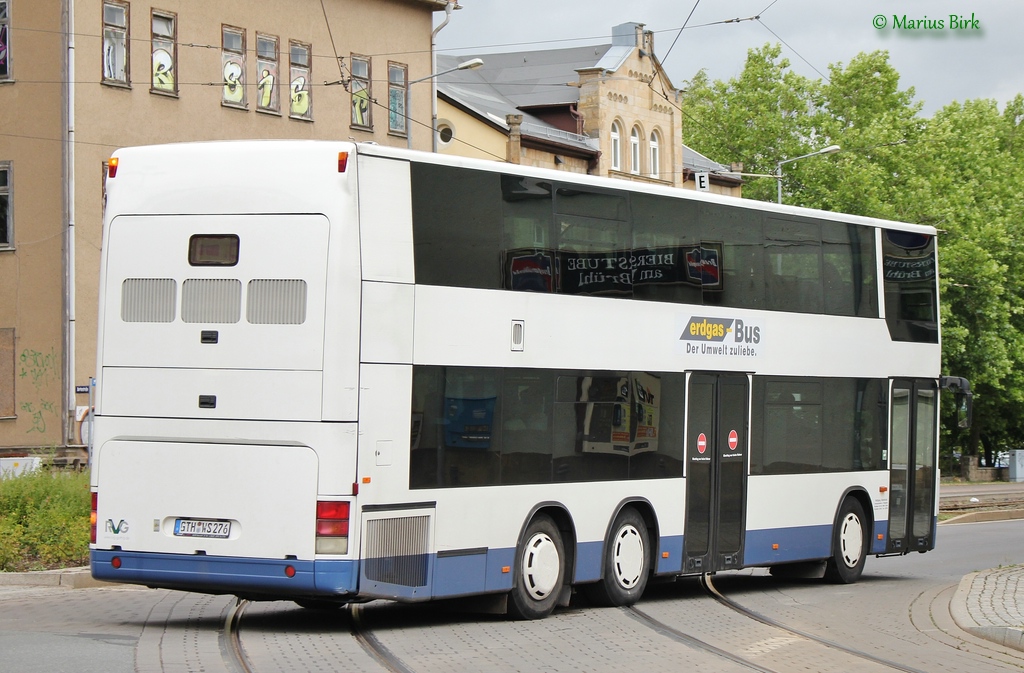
223 598 255 673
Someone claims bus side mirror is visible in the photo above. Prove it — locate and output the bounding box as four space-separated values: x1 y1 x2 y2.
940 376 972 430
956 391 973 429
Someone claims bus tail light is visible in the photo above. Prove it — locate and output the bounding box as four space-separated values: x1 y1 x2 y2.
315 500 350 555
90 492 98 544
338 152 349 173
107 157 119 178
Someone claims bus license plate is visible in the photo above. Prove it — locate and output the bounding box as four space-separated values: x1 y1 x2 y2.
174 518 231 538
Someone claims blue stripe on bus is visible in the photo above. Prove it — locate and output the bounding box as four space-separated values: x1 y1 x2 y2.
743 525 832 566
90 550 358 596
657 535 684 574
872 520 889 553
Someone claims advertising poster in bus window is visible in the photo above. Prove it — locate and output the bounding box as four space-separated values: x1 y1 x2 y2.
579 373 660 456
502 248 555 292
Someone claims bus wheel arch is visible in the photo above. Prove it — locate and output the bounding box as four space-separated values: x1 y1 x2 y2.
824 491 871 584
586 501 656 607
508 506 575 620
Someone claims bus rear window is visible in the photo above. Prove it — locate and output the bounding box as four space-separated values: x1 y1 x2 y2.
189 235 239 266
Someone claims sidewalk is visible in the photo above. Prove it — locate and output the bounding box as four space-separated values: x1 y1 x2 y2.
950 566 1024 651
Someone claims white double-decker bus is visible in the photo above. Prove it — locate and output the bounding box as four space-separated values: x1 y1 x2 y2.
90 140 970 619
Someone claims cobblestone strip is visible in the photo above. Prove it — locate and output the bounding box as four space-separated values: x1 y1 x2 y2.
952 568 1024 651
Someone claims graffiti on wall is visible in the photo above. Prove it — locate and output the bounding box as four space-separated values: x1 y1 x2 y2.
19 347 59 434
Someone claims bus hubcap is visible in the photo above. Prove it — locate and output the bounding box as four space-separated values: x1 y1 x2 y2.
522 533 560 600
839 513 863 568
613 525 644 589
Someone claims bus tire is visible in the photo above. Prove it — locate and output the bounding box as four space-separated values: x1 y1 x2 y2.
508 514 565 620
586 507 650 607
824 497 868 584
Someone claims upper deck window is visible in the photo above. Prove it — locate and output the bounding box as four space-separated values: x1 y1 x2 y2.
882 230 938 343
410 162 880 320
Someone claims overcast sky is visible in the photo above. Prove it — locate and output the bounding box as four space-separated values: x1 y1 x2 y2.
433 0 1023 117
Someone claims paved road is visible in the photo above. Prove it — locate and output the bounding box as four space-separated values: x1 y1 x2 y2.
2 519 1022 672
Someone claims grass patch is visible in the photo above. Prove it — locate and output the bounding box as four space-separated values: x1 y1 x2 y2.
0 468 91 572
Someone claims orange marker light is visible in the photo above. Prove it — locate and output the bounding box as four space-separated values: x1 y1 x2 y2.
772 543 779 550
662 551 670 558
107 157 119 178
880 486 888 493
501 566 511 573
361 477 371 484
878 534 884 540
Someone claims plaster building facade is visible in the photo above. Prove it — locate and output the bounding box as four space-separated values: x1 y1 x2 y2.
0 0 449 451
434 23 741 195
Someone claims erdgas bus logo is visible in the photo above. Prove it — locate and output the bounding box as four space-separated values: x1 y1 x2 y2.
679 316 761 357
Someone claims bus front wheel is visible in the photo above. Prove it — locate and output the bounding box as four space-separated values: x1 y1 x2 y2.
824 497 868 584
586 507 650 607
508 514 565 620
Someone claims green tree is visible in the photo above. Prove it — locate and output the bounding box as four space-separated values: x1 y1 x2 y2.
682 45 1024 460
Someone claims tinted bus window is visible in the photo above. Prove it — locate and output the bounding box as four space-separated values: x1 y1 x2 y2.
882 230 938 343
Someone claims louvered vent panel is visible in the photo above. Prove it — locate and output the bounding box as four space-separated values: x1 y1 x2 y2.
181 279 241 324
121 278 176 323
364 515 430 587
246 279 308 325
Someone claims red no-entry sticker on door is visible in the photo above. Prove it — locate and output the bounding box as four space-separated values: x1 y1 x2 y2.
697 433 707 454
728 429 738 450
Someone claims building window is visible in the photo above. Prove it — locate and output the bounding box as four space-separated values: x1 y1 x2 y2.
288 41 312 120
0 0 11 80
650 131 660 179
102 1 130 86
256 33 279 113
350 55 371 129
387 62 407 135
221 26 246 108
630 126 641 175
0 327 13 419
0 162 10 248
610 122 621 171
151 10 176 95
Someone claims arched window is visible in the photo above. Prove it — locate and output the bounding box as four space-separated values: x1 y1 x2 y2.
650 131 660 179
630 126 641 175
610 122 621 171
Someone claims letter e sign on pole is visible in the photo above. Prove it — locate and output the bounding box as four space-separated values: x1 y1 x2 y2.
695 172 710 192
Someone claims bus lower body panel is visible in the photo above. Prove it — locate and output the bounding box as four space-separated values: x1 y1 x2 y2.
91 550 357 599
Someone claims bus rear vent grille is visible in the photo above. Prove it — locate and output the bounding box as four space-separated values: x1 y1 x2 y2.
364 515 429 587
121 278 176 323
246 279 307 324
182 279 241 324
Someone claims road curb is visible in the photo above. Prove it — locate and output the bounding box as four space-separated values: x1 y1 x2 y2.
950 571 1024 651
939 509 1024 524
0 566 113 589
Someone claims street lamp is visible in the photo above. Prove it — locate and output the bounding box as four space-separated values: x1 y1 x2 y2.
775 144 841 203
406 58 484 151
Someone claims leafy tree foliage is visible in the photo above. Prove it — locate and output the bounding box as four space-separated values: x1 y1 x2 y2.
682 47 1024 460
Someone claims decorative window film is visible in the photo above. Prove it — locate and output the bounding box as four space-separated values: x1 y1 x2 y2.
0 162 10 247
151 11 176 95
288 41 312 120
350 55 371 128
387 62 407 135
0 0 10 80
102 2 129 85
221 25 245 108
256 33 279 113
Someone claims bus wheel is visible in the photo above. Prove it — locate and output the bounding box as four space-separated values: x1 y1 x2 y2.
824 498 868 584
586 507 650 607
508 514 565 620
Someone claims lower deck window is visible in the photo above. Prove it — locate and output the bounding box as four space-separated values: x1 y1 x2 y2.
410 366 686 488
